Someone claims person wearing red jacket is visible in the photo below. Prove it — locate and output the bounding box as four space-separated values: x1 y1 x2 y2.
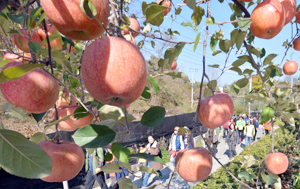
222 120 231 138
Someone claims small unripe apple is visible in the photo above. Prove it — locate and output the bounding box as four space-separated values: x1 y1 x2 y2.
81 36 147 107
175 147 212 182
283 61 298 75
198 93 234 129
39 140 85 182
264 152 289 175
0 62 59 113
171 61 177 71
13 29 41 52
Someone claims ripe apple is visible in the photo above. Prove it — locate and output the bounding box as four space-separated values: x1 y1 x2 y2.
171 61 177 71
293 36 300 51
250 0 285 39
4 52 19 62
122 17 140 37
175 147 212 182
39 140 85 182
13 29 42 52
198 93 234 129
0 62 59 113
283 61 298 75
57 90 77 107
123 34 136 46
296 10 300 24
53 105 93 131
279 0 296 25
264 152 289 175
40 0 110 41
156 0 172 16
18 49 32 64
81 36 147 107
4 51 31 64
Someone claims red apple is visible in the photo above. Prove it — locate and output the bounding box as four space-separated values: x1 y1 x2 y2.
279 0 296 25
0 62 59 113
39 140 85 182
40 0 110 41
171 61 177 71
13 29 42 52
293 36 300 51
283 60 298 75
264 152 289 175
4 52 19 62
198 93 234 129
175 147 212 182
81 36 147 107
122 17 140 37
156 0 172 16
296 10 300 24
250 0 285 39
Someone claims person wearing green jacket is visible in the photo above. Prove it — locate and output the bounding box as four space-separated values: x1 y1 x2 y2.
244 120 255 147
85 148 108 189
236 116 246 144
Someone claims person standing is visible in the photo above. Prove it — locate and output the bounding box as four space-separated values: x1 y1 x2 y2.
85 148 108 189
168 126 184 167
142 136 166 188
236 116 246 144
138 142 147 178
204 128 220 156
253 116 259 141
183 126 194 148
263 119 272 135
244 120 255 147
222 119 231 138
226 123 239 160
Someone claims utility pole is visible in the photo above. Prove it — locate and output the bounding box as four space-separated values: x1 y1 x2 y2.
248 75 252 117
190 64 198 108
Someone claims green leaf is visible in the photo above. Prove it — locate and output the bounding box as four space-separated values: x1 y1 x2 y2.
119 178 138 189
129 153 164 164
233 84 240 94
281 112 295 126
206 17 215 25
164 43 185 66
261 172 278 185
72 124 116 148
101 161 122 173
144 4 166 26
35 12 47 26
148 75 160 94
6 13 24 24
236 31 246 50
219 39 233 53
0 64 45 84
99 105 135 126
260 106 274 124
137 40 144 49
194 32 201 51
28 41 41 54
191 6 205 26
151 40 155 48
186 0 196 9
270 173 282 189
204 87 212 97
230 29 239 44
238 171 253 181
210 34 218 51
164 71 189 81
112 142 130 163
30 132 46 144
260 48 266 58
232 59 247 67
141 86 151 99
241 155 257 168
181 21 194 28
263 54 277 66
80 0 97 19
5 106 27 120
237 17 252 31
0 129 52 179
243 69 254 75
73 106 91 119
212 51 222 56
139 165 159 176
175 8 182 15
32 112 46 123
229 67 243 75
208 64 219 68
141 106 166 127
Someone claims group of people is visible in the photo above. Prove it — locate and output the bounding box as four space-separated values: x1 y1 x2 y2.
208 113 273 160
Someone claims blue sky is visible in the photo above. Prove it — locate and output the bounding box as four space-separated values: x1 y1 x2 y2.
127 0 300 86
